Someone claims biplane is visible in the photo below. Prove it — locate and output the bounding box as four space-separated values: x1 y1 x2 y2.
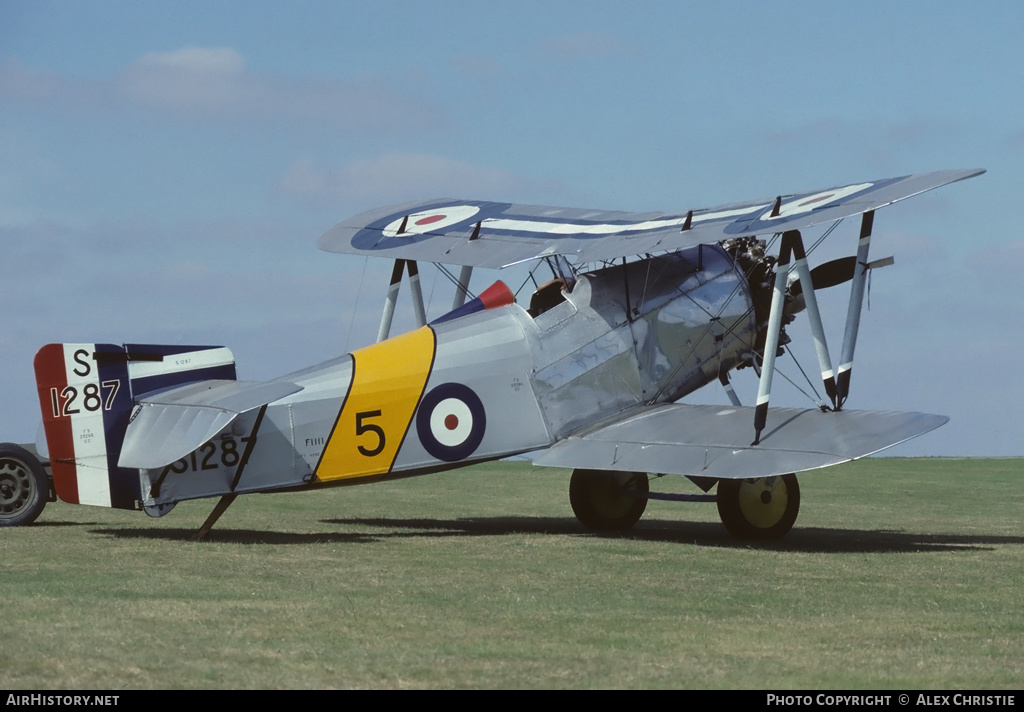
3 168 983 540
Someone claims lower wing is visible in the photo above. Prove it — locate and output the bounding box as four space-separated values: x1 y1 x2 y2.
533 404 947 478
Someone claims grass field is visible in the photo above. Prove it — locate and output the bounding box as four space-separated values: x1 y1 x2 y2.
2 458 1022 689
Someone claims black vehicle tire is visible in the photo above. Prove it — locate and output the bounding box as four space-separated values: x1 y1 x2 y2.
0 443 48 527
717 474 799 540
569 469 648 531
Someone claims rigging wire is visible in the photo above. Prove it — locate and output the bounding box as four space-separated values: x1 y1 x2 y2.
806 219 842 255
425 260 441 318
513 258 550 300
637 257 654 315
342 256 370 353
435 263 477 302
513 270 538 299
783 345 828 409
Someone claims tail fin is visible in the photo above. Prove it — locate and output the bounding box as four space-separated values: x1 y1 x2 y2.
34 343 235 509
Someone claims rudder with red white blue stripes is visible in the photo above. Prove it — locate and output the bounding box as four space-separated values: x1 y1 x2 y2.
34 343 236 510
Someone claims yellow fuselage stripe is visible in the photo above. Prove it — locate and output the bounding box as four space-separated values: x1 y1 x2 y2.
316 326 436 481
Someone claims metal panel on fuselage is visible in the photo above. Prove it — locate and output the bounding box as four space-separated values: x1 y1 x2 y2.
387 307 552 471
137 356 352 508
137 308 555 507
528 245 756 440
315 328 436 481
286 307 552 481
289 310 552 481
529 276 643 438
138 244 755 509
624 246 755 403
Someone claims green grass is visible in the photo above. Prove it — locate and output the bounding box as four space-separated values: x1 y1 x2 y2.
2 459 1022 689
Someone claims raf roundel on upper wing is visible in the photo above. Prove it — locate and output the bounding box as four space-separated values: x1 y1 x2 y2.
382 204 482 237
723 176 900 235
350 200 512 251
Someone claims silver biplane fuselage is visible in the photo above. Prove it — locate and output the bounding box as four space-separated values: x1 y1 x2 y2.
21 169 981 538
136 245 752 510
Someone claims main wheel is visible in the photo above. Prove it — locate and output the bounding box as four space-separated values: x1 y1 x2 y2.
0 443 48 527
716 474 799 540
569 469 648 531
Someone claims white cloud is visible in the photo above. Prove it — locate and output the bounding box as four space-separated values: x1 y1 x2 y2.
1 48 444 130
278 154 531 208
137 47 245 74
118 47 252 112
116 47 444 129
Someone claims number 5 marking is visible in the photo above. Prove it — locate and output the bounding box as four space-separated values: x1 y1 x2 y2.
355 410 386 456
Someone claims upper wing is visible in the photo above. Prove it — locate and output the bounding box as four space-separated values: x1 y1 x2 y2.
532 403 948 479
319 169 984 268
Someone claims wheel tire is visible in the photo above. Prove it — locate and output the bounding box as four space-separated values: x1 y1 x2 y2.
717 474 799 540
0 443 48 527
569 469 648 531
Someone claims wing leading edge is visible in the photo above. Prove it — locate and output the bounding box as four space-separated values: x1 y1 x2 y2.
319 169 984 268
532 404 948 479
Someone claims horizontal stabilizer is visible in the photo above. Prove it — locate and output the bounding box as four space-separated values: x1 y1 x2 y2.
119 380 302 469
533 404 948 478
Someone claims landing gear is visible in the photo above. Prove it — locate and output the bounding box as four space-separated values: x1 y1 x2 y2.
717 474 800 540
0 443 48 527
570 469 648 531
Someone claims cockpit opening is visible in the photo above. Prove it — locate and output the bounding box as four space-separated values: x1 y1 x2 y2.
528 278 569 318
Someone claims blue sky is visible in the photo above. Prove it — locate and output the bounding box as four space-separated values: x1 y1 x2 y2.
1 1 1021 456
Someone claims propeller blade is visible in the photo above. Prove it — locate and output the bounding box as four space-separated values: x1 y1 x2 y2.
790 256 857 296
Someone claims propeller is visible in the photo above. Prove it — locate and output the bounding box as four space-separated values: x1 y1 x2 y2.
787 254 893 313
789 256 857 297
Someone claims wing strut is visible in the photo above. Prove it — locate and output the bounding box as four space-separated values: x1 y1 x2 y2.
835 211 874 409
719 371 743 407
753 231 797 444
450 221 482 309
753 228 844 441
790 232 838 408
407 260 427 327
377 259 427 342
754 213 880 440
452 265 474 309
